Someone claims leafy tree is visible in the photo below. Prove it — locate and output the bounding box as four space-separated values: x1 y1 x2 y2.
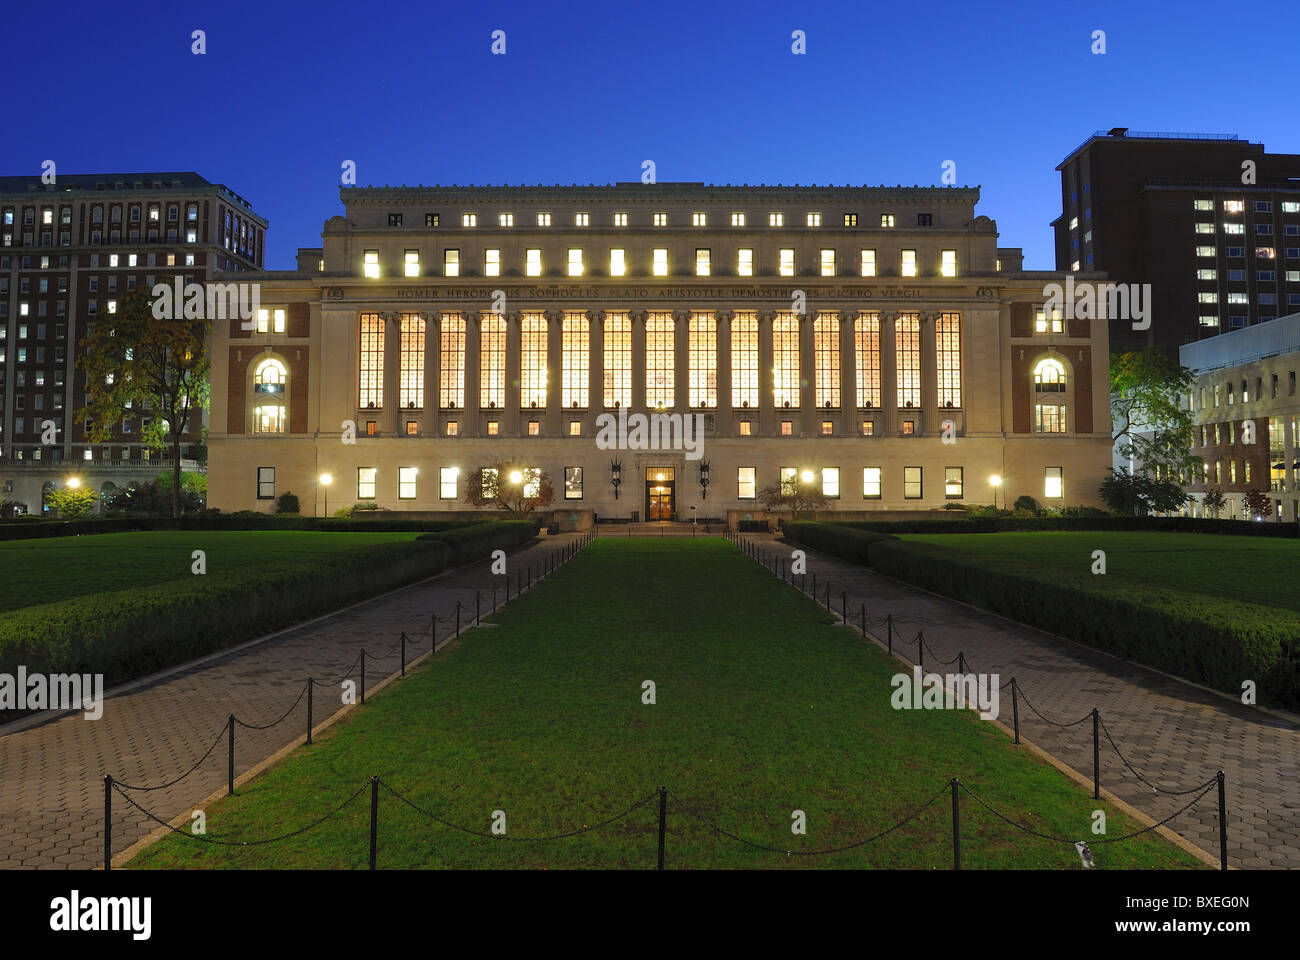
1243 489 1273 520
1099 467 1189 517
757 473 830 520
464 463 554 516
0 500 28 519
1202 488 1227 519
104 480 203 517
44 487 99 520
276 492 301 515
1110 349 1200 483
1013 494 1041 515
76 287 209 518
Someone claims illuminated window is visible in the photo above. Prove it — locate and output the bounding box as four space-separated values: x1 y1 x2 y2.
881 214 895 228
695 248 711 276
773 312 800 408
844 213 858 227
406 421 419 436
526 249 542 277
1044 467 1063 499
357 467 377 500
944 467 963 499
739 420 753 436
498 213 514 227
863 467 882 498
603 312 631 408
860 249 876 277
445 420 458 436
855 313 880 408
1034 357 1066 391
486 421 499 436
358 313 384 409
404 250 420 277
653 213 668 227
366 421 378 436
480 313 506 409
252 358 287 434
936 312 961 408
613 212 627 226
904 466 922 499
645 311 675 408
527 420 540 436
562 312 589 408
567 248 583 277
399 467 418 499
862 421 875 436
484 249 500 276
780 421 793 436
731 311 758 409
398 313 425 410
565 466 583 499
807 213 822 227
940 250 957 277
769 212 783 227
902 420 915 436
814 312 840 408
255 308 285 334
820 249 835 276
568 421 582 436
537 213 551 227
1036 403 1066 433
692 212 707 227
363 250 380 278
522 467 541 498
440 467 458 499
462 213 476 227
738 467 756 499
901 250 917 277
575 212 589 227
895 313 920 408
821 421 833 435
439 312 465 409
737 248 753 277
652 249 669 276
1035 308 1063 333
688 312 717 408
521 312 548 409
779 249 795 276
1223 200 1244 214
610 248 626 276
443 249 459 277
731 212 746 227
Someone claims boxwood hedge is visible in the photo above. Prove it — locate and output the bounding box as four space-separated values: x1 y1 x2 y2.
0 516 479 541
779 522 898 565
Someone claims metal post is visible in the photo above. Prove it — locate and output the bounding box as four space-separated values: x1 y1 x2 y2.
361 649 366 705
1217 770 1228 871
802 573 806 594
528 564 532 590
860 604 866 637
825 582 830 610
958 652 966 675
516 569 521 597
1011 678 1019 744
369 776 379 871
918 631 924 667
887 614 893 654
841 592 846 621
104 775 112 872
456 601 461 638
493 584 498 613
812 573 817 597
401 632 407 678
307 677 314 745
1092 708 1100 799
227 714 235 796
476 591 481 625
657 786 667 870
950 778 960 870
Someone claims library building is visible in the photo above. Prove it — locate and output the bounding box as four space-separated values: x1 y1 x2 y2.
207 182 1114 524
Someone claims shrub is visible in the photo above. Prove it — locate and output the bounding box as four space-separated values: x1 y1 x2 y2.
0 500 29 519
1013 495 1041 515
417 519 541 565
44 487 99 520
780 521 898 565
276 492 301 515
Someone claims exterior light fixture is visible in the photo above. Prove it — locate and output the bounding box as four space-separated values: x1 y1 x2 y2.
989 474 1002 510
699 460 711 499
319 473 333 517
610 458 622 500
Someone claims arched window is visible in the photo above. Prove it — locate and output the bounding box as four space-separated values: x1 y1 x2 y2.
1033 358 1068 434
1033 358 1066 390
252 357 287 434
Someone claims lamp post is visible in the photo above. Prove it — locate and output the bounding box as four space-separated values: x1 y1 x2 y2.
610 459 622 500
989 474 1002 511
699 459 710 500
66 477 81 489
320 473 332 517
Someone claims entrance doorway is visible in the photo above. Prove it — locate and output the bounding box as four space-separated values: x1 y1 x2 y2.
645 467 675 521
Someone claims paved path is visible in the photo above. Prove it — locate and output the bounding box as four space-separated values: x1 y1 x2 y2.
0 534 584 869
745 532 1300 869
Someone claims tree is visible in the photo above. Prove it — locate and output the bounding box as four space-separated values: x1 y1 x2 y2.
1099 467 1189 517
464 463 554 516
76 287 209 518
104 480 204 517
44 487 99 520
1110 349 1201 483
276 492 301 515
1202 488 1227 519
0 500 28 519
757 472 830 520
1243 489 1273 521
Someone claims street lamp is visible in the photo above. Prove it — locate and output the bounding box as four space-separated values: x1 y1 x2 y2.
509 470 524 485
989 474 1002 510
65 477 81 489
699 460 710 500
610 459 622 500
800 469 815 484
320 473 332 517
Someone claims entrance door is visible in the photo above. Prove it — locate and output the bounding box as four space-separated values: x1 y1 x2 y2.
645 468 676 520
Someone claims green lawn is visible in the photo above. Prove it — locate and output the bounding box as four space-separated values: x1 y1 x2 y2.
900 531 1300 618
0 530 420 614
130 539 1204 870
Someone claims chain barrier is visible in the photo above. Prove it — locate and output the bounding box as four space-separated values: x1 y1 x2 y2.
232 680 310 731
110 722 229 792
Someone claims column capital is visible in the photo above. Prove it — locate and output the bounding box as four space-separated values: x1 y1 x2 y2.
756 310 775 323
544 309 565 323
629 309 648 323
672 308 691 323
920 310 940 323
461 309 482 325
714 309 733 324
839 308 859 323
587 309 602 324
880 310 901 323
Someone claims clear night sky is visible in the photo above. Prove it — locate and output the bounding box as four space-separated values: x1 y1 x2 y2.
6 0 1297 270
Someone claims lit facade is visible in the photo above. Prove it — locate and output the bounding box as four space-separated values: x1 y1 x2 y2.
209 183 1113 521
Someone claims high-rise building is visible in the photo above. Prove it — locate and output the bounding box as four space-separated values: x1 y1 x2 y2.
1053 129 1300 355
208 182 1114 521
0 172 267 513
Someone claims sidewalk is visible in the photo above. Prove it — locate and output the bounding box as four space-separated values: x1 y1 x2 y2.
747 532 1300 869
0 534 583 869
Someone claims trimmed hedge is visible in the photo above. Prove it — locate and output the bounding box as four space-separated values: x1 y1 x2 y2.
780 522 898 565
840 516 1300 537
0 516 478 541
0 520 540 711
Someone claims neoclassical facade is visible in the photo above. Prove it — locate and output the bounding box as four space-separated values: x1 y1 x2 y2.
208 183 1113 520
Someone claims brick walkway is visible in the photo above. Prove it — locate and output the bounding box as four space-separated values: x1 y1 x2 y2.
0 534 582 869
746 532 1300 869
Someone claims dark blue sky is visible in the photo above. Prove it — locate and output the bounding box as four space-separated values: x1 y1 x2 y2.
6 0 1297 270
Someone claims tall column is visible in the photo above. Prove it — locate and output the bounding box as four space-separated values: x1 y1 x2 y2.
840 309 857 436
463 311 480 437
505 311 521 437
381 312 400 435
715 310 732 433
758 311 775 437
881 311 898 436
631 310 647 416
587 310 604 436
920 310 938 437
423 311 439 436
674 309 691 413
800 310 817 436
546 309 563 435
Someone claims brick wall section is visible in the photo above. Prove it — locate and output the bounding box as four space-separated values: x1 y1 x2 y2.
1074 347 1093 433
287 302 310 338
1067 312 1089 340
1011 347 1031 434
290 347 309 434
1010 302 1033 338
227 348 245 433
